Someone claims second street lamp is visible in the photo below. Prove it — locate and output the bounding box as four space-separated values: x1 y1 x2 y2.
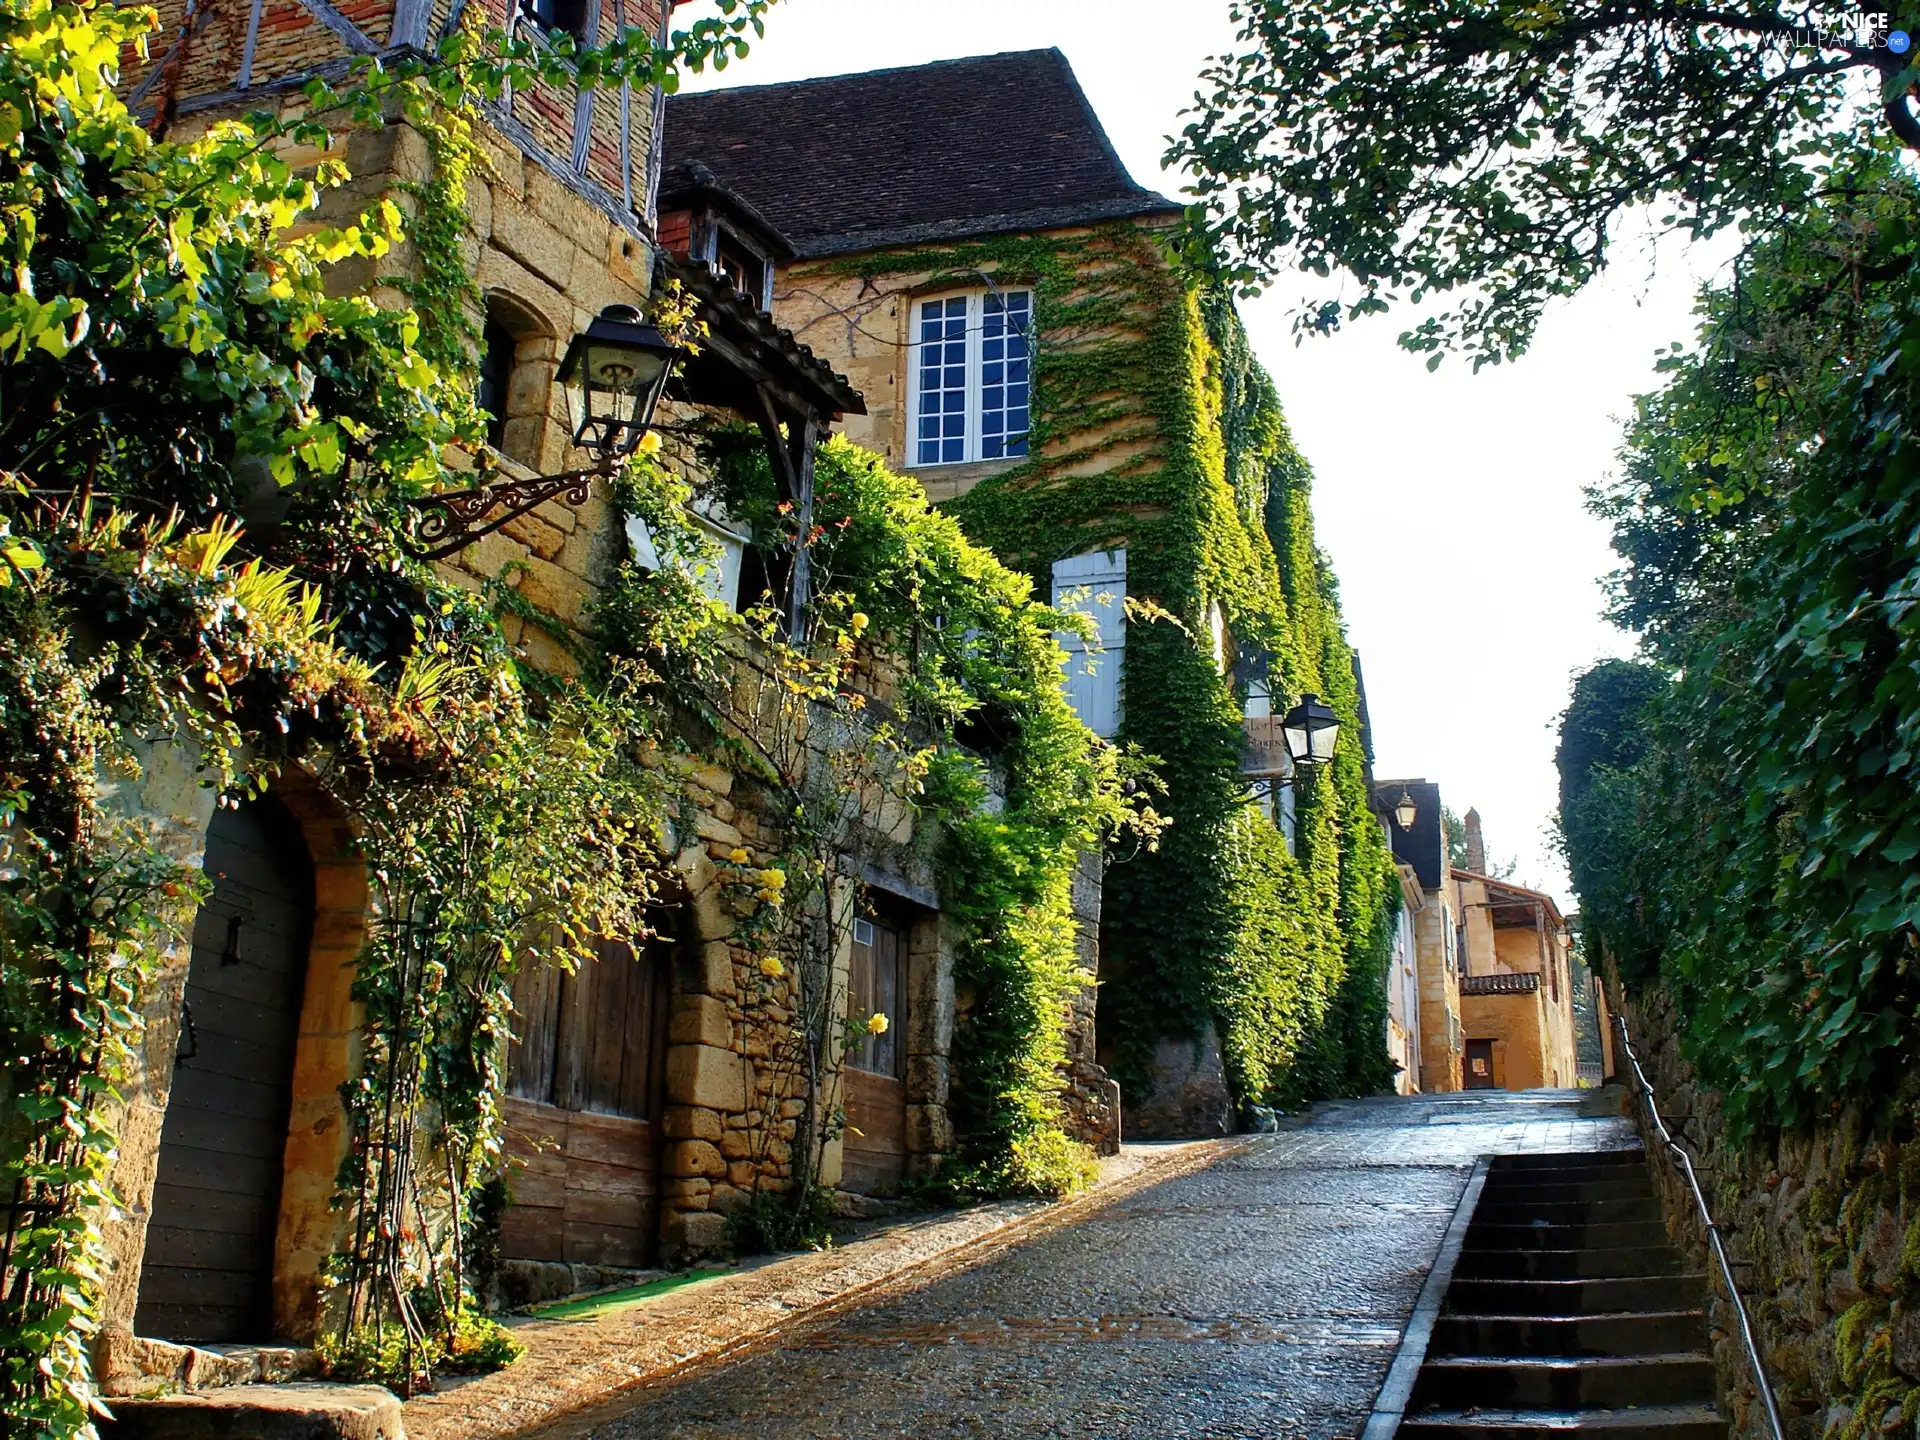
1394 786 1417 830
1281 692 1340 767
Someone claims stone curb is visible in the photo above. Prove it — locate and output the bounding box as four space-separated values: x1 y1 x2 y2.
1359 1155 1489 1438
403 1137 1252 1440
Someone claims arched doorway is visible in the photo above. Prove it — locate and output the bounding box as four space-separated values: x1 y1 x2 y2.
135 794 315 1342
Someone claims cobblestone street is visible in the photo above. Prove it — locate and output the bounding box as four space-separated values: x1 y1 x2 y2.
524 1089 1634 1440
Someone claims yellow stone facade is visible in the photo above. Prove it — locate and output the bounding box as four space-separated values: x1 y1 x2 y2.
92 8 993 1389
770 217 1183 505
1455 871 1578 1091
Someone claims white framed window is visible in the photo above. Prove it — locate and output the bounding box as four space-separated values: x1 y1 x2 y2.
625 501 749 612
910 289 1033 466
1052 548 1125 739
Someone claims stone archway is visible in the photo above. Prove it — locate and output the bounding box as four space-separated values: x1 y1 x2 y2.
133 792 316 1342
105 768 367 1355
267 774 368 1340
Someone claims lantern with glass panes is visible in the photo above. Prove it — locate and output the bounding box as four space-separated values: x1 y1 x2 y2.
1394 786 1418 831
1280 693 1340 768
409 305 684 560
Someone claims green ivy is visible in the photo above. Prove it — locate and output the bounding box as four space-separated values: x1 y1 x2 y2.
611 432 1151 1200
0 0 782 1425
809 226 1398 1111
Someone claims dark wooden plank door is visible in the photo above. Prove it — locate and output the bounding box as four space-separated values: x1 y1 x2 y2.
1464 1039 1497 1090
501 938 668 1269
136 796 313 1342
843 913 908 1196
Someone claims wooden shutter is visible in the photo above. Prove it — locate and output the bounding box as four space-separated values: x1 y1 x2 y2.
507 938 665 1120
1051 548 1126 739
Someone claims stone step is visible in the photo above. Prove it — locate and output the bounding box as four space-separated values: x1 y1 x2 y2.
1474 1198 1662 1226
1479 1179 1656 1206
1489 1151 1646 1173
99 1382 403 1439
1430 1309 1707 1357
1410 1353 1718 1411
1445 1275 1712 1316
1484 1163 1656 1188
1464 1220 1674 1251
1398 1403 1726 1439
1454 1246 1685 1280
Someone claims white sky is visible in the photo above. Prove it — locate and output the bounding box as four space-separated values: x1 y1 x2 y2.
680 0 1734 904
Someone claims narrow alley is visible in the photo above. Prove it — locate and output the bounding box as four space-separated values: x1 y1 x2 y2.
493 1089 1633 1440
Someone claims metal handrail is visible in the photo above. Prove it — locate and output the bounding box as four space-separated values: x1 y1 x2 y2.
1613 1014 1786 1440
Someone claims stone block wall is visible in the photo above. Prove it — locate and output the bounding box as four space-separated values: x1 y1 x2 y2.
1458 989 1549 1091
1610 973 1920 1438
1414 891 1463 1093
1061 850 1120 1155
771 218 1182 512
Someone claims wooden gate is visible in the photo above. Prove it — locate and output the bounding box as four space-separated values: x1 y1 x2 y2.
136 796 314 1342
842 911 908 1196
500 937 669 1269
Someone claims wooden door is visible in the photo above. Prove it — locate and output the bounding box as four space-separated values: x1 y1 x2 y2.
136 796 314 1342
842 912 908 1196
1463 1039 1497 1090
501 937 668 1268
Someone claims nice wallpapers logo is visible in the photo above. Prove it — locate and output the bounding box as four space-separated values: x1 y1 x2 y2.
1794 15 1912 51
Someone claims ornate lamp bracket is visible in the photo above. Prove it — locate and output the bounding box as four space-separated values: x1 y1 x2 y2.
406 465 601 562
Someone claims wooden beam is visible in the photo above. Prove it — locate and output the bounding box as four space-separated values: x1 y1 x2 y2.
293 0 381 54
788 408 819 643
568 0 603 173
390 0 433 48
754 389 818 643
236 0 265 88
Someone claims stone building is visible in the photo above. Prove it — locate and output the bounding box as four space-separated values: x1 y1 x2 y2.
1383 858 1425 1094
1376 785 1578 1093
1452 865 1578 1091
660 49 1376 1138
1378 779 1466 1093
88 0 1100 1406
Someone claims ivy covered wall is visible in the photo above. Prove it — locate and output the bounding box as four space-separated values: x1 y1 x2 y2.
778 223 1399 1122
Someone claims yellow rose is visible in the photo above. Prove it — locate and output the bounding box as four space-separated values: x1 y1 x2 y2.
727 847 750 864
760 868 786 890
866 1012 889 1035
758 956 785 978
638 430 663 456
850 611 870 634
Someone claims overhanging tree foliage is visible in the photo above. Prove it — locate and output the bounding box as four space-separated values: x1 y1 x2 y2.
1559 154 1920 1132
1172 1 1920 365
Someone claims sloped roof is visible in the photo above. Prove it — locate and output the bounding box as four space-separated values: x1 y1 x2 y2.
662 49 1184 259
1453 869 1568 929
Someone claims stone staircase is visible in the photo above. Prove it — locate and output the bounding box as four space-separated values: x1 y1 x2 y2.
1399 1149 1725 1438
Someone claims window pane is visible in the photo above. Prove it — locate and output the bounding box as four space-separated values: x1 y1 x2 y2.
915 297 969 466
979 290 1032 461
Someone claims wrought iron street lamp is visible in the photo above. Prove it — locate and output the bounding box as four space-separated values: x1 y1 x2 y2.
557 305 683 462
1394 786 1417 831
1280 692 1340 767
410 305 685 561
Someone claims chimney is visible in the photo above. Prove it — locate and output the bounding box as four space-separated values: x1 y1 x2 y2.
1465 808 1487 874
